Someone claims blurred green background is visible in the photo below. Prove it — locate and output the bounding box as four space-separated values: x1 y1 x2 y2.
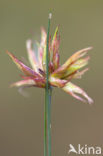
0 0 103 155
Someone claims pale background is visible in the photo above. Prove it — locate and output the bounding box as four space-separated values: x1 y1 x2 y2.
0 0 103 156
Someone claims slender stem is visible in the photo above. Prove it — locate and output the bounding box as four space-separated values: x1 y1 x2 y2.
47 87 52 156
44 93 47 156
44 13 52 156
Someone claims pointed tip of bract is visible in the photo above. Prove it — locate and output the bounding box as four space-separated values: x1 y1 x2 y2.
26 39 32 49
86 47 93 51
6 50 14 59
6 50 11 56
6 51 19 65
55 26 59 34
9 81 17 88
41 27 46 34
10 83 15 88
88 97 94 105
79 96 93 105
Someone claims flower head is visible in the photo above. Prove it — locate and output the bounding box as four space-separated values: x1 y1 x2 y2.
7 27 93 104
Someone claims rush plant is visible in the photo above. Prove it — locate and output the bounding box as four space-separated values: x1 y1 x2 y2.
7 13 93 156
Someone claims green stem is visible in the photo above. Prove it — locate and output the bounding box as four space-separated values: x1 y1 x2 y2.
47 87 52 156
44 93 47 156
44 13 52 156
